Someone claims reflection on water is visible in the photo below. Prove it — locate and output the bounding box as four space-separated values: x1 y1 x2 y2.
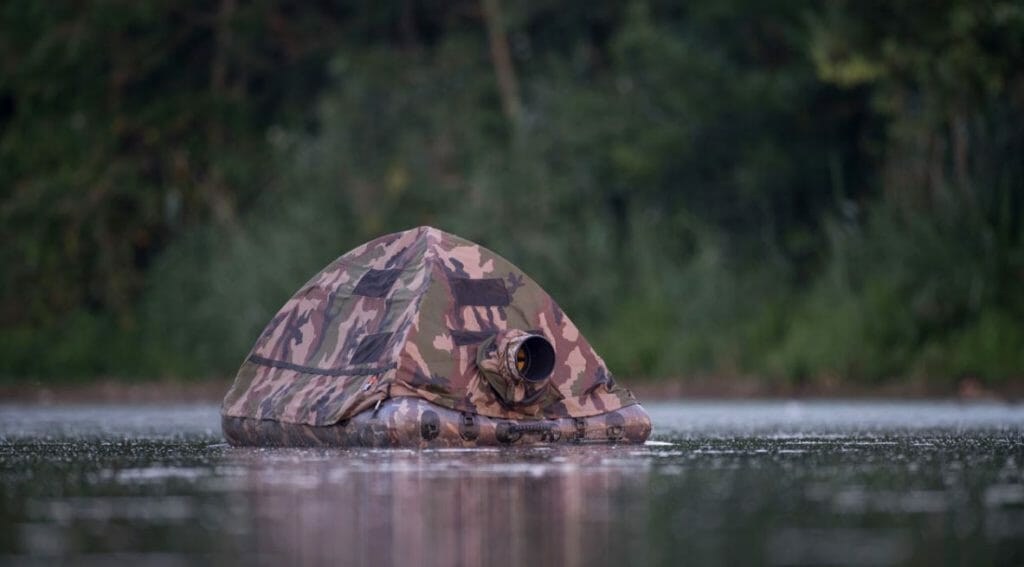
229 448 647 567
1 401 1023 566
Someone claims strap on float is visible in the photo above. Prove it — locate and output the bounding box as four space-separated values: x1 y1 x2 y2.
459 412 479 441
572 417 587 443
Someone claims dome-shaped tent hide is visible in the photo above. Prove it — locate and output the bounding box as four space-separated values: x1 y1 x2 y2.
221 226 651 447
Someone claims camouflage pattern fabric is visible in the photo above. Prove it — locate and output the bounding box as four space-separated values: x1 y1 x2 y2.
221 226 641 427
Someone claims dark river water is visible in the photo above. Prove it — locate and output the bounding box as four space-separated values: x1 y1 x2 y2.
1 401 1023 566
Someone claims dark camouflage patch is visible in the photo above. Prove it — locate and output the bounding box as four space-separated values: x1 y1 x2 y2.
353 268 402 297
449 277 510 306
350 332 393 364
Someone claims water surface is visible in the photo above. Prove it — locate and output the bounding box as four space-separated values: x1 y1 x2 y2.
2 401 1023 566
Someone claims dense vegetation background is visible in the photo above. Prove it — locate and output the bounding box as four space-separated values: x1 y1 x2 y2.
3 0 1023 390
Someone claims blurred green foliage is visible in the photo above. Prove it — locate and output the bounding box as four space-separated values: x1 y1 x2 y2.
2 0 1022 387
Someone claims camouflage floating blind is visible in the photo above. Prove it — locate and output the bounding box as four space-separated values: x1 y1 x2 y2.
222 226 640 428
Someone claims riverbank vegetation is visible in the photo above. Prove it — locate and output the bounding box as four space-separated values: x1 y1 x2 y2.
3 1 1022 389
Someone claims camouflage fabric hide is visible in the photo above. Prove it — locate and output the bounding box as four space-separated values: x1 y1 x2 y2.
221 226 640 427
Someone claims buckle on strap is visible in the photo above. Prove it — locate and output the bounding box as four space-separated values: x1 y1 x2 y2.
459 412 479 441
572 417 587 443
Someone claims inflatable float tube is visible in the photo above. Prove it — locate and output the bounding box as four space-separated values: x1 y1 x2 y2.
222 397 652 448
221 227 652 448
